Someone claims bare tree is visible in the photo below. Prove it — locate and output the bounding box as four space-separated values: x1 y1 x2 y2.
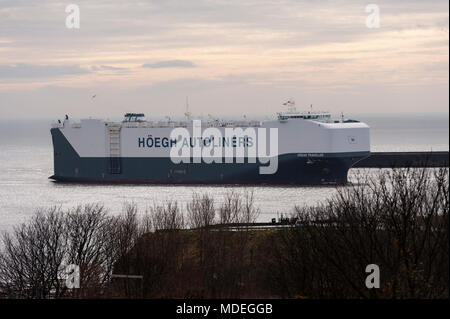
219 190 242 224
264 167 449 299
150 201 184 231
0 204 146 298
112 201 186 298
0 207 67 298
187 193 215 229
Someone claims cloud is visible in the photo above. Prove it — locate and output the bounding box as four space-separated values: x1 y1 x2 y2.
303 58 355 65
0 0 448 114
142 60 196 69
0 64 90 79
91 65 127 71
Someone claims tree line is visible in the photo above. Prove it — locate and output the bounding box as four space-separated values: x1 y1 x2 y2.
0 167 448 298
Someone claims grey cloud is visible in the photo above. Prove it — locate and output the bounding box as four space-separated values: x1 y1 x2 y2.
142 60 196 68
303 58 355 66
91 65 127 71
0 64 90 79
1 0 448 50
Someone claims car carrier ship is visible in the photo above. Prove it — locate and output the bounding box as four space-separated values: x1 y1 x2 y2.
50 103 370 184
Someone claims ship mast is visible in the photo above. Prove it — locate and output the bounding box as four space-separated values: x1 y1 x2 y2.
283 98 296 113
184 96 192 120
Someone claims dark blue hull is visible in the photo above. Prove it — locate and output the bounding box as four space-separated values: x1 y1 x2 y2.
50 128 370 185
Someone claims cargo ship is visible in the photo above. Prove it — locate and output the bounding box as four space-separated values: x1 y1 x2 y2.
50 103 370 184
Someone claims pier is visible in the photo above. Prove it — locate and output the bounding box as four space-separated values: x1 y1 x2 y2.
354 151 449 168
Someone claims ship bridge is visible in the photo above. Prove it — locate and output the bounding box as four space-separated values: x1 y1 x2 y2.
276 102 359 124
123 113 145 122
277 101 332 122
277 111 331 121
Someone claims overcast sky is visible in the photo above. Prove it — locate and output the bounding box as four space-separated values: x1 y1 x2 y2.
0 0 448 119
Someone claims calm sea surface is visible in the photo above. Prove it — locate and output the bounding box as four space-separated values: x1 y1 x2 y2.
0 113 448 233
